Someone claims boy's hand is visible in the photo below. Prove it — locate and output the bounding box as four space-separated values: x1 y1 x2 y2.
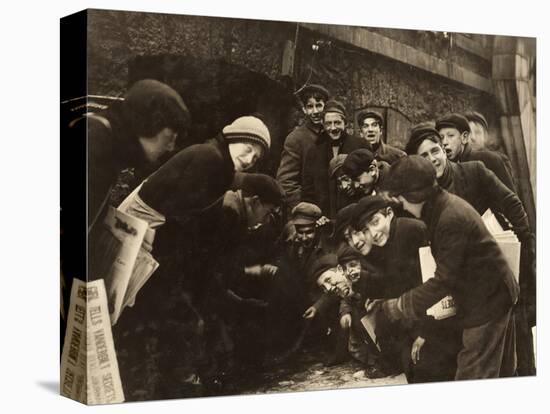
302 306 317 319
411 336 426 364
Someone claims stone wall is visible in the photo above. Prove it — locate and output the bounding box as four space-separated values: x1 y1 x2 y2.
294 26 500 148
86 9 503 151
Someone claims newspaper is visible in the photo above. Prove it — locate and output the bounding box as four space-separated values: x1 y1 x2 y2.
418 246 457 320
481 209 521 283
60 279 125 404
360 313 381 351
90 206 149 324
122 247 159 308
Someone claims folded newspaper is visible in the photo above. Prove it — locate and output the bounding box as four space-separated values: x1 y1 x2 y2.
418 246 457 320
89 206 159 325
60 279 125 404
481 209 521 282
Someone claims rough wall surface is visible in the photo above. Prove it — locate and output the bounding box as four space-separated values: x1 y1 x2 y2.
88 10 294 96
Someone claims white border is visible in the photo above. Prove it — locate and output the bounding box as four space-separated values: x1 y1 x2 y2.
1 0 547 413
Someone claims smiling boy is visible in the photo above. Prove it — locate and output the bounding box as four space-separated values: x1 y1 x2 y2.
277 84 330 210
302 100 370 218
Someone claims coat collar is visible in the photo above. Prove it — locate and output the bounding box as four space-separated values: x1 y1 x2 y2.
305 118 324 135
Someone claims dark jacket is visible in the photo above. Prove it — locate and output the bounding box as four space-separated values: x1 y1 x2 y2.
458 144 516 192
439 160 531 241
86 109 149 228
400 189 519 328
373 141 406 165
139 134 235 222
302 131 370 218
276 120 324 210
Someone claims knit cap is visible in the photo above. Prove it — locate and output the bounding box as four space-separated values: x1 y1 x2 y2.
223 116 271 154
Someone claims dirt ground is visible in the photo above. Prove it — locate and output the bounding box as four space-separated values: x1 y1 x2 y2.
222 348 408 396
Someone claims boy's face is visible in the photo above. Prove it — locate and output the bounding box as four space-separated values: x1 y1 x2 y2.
317 268 353 298
342 259 361 283
416 139 447 178
245 198 281 229
354 165 377 195
345 227 373 256
143 127 178 164
336 173 355 197
360 117 382 146
439 127 468 161
363 209 393 247
323 112 346 141
294 223 317 247
303 97 325 125
228 142 263 172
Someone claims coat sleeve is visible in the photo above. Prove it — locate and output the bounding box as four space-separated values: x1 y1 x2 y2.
400 218 465 320
478 163 531 240
276 131 303 209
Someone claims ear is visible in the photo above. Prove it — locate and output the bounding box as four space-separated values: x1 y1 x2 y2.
387 206 394 219
461 131 470 144
301 105 307 115
337 264 344 273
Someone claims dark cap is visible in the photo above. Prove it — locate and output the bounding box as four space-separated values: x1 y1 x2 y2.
337 244 360 265
298 84 330 104
435 113 471 134
291 202 322 226
351 195 391 230
124 79 191 137
323 99 347 119
239 173 286 205
334 203 357 241
329 154 348 178
342 149 376 178
357 110 384 127
307 253 339 287
382 155 438 203
405 122 441 155
462 111 489 131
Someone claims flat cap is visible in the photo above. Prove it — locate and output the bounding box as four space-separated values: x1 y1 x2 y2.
334 203 357 241
323 99 347 119
462 111 489 131
357 110 384 127
405 122 441 155
382 155 438 203
291 202 322 226
298 84 330 103
435 113 471 134
342 148 376 178
337 244 360 265
351 195 391 230
306 253 339 286
238 173 286 205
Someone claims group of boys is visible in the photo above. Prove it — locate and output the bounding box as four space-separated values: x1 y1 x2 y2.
78 78 536 399
274 84 536 383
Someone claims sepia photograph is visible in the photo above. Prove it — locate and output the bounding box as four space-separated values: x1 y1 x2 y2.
58 2 538 407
